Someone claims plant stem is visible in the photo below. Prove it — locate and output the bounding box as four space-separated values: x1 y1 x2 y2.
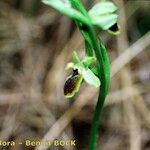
87 24 110 150
70 0 110 149
70 0 93 56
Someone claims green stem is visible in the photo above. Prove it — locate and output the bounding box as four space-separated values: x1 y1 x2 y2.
87 25 110 150
89 89 106 150
70 0 93 56
69 0 110 149
70 0 89 16
70 1 110 149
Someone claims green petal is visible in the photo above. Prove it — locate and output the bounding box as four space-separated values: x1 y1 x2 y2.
82 56 96 67
82 68 100 88
65 62 74 70
72 51 81 63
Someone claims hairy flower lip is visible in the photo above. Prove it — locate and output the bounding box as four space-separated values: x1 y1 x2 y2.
64 69 83 98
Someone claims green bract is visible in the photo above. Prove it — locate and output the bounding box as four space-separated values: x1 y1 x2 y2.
42 0 89 25
65 51 100 88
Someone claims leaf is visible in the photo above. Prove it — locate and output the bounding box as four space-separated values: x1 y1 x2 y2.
85 40 93 56
82 68 100 88
42 0 88 24
90 14 118 30
90 67 99 77
99 41 110 93
89 1 117 16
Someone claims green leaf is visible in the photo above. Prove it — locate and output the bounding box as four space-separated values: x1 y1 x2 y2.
82 68 100 88
89 1 117 16
90 67 99 77
99 41 110 93
85 40 93 56
42 0 89 25
90 14 118 30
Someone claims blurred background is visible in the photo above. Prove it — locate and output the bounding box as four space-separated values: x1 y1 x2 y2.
0 0 150 150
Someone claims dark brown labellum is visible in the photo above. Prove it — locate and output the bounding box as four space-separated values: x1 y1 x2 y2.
64 69 82 98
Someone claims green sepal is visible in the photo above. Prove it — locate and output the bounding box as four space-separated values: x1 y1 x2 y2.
88 1 117 16
82 68 100 88
88 1 119 34
90 14 118 30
